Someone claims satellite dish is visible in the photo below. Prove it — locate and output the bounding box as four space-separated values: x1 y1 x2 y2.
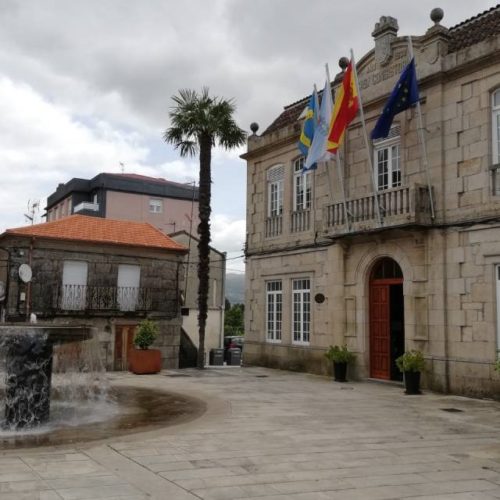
18 264 32 283
0 281 5 301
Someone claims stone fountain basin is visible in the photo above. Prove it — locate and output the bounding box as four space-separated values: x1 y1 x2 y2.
0 324 93 344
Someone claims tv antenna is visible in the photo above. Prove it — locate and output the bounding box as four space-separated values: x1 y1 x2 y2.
119 162 125 173
24 199 39 225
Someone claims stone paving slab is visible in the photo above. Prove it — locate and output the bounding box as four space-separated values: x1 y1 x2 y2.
3 367 500 499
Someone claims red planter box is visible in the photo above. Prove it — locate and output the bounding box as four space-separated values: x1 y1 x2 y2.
128 349 162 374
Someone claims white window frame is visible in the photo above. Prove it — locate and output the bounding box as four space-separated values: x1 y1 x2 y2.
266 280 282 342
496 265 500 357
267 165 284 217
293 157 312 212
292 278 311 345
493 90 500 165
117 264 141 311
61 260 88 310
373 132 401 192
149 198 163 214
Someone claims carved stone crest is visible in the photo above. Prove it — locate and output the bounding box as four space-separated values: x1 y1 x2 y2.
372 16 399 66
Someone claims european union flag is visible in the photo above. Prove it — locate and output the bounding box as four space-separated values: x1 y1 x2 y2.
298 88 318 157
371 58 419 140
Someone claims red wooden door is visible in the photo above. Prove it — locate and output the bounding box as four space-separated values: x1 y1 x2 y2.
370 284 391 379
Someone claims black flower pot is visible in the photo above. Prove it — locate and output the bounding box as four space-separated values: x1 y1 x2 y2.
333 361 347 382
403 371 421 395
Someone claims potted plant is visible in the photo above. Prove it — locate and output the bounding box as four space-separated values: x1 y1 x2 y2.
396 350 425 395
324 345 356 382
128 319 162 374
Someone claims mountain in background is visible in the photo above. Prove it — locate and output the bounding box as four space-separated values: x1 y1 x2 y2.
225 273 245 305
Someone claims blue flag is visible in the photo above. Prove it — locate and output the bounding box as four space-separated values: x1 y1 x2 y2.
298 88 318 157
304 79 333 171
371 58 419 140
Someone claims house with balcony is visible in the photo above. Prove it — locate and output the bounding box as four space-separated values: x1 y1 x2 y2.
0 214 187 370
44 172 227 366
242 6 500 397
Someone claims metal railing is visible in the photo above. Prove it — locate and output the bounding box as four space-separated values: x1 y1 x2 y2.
31 284 176 315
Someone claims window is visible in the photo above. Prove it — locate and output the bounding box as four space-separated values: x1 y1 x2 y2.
292 278 310 344
293 157 312 211
117 264 140 311
493 90 500 165
373 127 401 191
267 165 284 217
266 281 282 341
149 198 162 214
497 265 500 356
61 260 88 310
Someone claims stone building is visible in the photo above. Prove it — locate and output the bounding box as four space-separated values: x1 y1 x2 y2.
0 214 187 370
242 6 500 397
45 172 227 365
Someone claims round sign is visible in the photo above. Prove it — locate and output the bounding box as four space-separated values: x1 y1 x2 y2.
314 293 326 304
18 264 32 283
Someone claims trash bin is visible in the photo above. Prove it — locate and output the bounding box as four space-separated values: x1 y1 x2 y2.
227 348 241 366
209 348 224 366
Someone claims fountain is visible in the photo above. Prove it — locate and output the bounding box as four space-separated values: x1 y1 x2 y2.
0 325 92 429
0 324 207 447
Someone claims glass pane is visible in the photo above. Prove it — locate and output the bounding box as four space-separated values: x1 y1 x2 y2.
496 113 500 164
494 90 500 108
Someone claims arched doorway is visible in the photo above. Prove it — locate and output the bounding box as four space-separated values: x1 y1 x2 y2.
369 257 404 381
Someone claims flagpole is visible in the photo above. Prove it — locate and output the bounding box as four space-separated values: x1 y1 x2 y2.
325 63 351 231
350 49 383 227
407 37 436 220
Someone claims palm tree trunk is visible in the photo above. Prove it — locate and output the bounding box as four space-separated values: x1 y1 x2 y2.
197 133 212 369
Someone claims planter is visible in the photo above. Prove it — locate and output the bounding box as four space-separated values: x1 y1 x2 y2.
128 348 162 374
333 361 348 382
403 371 421 395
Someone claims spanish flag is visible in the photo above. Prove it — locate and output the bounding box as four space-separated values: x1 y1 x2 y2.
326 60 359 153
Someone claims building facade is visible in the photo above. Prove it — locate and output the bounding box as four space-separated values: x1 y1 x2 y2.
0 215 187 370
46 172 199 236
45 172 227 363
243 7 500 397
170 230 226 358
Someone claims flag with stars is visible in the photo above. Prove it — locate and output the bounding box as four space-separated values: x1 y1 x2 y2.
371 58 419 140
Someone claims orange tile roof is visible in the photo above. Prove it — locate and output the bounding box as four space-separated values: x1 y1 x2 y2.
3 215 188 252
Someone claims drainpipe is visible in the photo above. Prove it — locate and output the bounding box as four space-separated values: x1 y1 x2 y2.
219 252 227 349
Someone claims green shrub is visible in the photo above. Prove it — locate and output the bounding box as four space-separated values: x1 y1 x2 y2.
494 359 500 372
324 345 356 364
396 350 425 373
133 319 159 350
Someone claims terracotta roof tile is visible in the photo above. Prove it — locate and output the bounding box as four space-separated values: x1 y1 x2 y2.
2 215 187 252
449 5 500 52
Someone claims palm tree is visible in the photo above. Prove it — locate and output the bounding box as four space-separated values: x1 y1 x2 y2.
164 88 246 369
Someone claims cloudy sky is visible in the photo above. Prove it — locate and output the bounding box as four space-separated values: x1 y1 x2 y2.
0 0 496 272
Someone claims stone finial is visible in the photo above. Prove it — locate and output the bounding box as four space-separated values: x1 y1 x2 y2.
430 7 444 25
250 122 259 135
372 16 399 39
338 57 349 71
372 16 399 66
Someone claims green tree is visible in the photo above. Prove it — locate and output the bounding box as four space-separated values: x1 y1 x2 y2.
225 303 244 336
164 88 246 369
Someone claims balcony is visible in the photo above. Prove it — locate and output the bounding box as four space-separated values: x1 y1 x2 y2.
265 215 283 238
31 284 177 317
291 210 311 233
325 184 433 236
74 201 99 213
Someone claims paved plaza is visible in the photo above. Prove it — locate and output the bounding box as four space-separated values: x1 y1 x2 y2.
3 367 500 499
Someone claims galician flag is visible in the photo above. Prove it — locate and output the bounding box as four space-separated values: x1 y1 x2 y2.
304 78 333 171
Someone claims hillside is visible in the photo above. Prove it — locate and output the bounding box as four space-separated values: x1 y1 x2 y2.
225 273 245 305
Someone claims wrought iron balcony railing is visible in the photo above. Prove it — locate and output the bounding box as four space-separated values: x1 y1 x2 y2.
31 284 177 316
325 184 433 235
